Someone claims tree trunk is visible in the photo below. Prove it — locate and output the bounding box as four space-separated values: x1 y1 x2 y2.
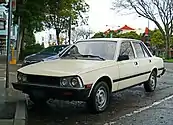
19 33 25 60
16 27 25 62
68 16 72 45
165 35 171 59
56 29 60 45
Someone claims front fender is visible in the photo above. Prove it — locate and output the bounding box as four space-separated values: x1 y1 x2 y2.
87 74 113 97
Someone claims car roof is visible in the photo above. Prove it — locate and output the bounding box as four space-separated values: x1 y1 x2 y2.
77 38 142 43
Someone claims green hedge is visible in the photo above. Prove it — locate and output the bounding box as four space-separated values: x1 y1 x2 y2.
164 59 173 63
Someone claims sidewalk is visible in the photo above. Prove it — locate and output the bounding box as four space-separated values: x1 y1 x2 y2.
0 55 6 64
0 64 21 73
0 81 27 125
0 59 27 125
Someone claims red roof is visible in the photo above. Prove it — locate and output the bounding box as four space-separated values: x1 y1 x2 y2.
145 27 149 34
115 25 135 32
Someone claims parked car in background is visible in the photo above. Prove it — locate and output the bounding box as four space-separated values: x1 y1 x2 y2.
22 45 69 66
13 38 165 113
42 45 71 61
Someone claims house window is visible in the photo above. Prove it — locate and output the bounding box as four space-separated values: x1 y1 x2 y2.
3 12 6 19
0 12 3 18
0 21 5 30
13 25 15 35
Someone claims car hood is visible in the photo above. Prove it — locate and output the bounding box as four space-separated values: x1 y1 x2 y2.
18 59 114 77
25 53 57 62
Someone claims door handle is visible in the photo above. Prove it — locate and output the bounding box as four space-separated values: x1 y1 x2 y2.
149 59 151 63
134 62 138 65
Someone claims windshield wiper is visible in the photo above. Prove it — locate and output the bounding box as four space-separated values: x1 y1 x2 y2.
61 54 78 59
80 54 105 60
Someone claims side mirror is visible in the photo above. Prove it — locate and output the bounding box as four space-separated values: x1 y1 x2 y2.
118 55 129 61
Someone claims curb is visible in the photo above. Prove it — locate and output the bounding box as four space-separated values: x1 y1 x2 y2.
13 100 27 125
166 69 173 73
0 99 27 125
0 120 13 125
164 61 173 63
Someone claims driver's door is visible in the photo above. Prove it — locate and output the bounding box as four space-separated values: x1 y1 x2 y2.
117 41 139 90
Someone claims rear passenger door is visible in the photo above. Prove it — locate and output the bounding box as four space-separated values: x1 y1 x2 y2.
117 41 139 90
132 41 152 83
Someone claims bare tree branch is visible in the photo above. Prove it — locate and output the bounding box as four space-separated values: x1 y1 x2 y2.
112 0 173 58
71 28 93 43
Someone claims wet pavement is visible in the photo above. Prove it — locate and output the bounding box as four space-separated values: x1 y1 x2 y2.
27 63 173 125
109 97 173 125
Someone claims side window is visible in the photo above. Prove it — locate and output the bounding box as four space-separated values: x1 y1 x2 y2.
119 41 135 60
133 42 145 58
141 44 149 57
141 43 152 57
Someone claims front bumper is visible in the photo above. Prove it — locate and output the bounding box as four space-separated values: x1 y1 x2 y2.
160 68 166 75
157 67 166 77
12 82 90 101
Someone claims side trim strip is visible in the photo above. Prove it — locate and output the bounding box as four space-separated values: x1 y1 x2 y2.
113 71 151 83
158 67 164 70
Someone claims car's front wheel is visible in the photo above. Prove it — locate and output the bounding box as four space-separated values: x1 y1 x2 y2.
86 81 110 113
144 71 157 92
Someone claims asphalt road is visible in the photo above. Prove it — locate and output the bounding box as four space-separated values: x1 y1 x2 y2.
26 62 173 125
0 61 172 125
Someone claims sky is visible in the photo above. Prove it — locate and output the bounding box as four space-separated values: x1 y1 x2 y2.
35 0 159 44
87 0 157 32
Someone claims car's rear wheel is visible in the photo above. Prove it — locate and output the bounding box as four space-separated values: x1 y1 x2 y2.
144 71 157 92
86 81 110 113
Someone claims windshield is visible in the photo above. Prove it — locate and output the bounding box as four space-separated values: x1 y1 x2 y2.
58 45 70 56
61 41 117 60
40 45 67 54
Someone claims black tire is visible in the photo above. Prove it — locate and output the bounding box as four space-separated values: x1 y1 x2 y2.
144 71 157 92
86 81 110 113
29 95 49 106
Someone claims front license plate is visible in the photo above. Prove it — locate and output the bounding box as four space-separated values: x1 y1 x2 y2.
32 90 44 97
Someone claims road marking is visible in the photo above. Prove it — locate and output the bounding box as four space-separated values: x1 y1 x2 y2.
104 94 173 125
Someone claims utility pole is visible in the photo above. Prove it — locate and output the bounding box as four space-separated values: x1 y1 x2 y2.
68 16 72 45
16 16 20 61
6 0 12 88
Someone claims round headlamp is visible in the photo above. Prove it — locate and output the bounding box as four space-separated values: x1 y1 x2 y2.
22 75 27 82
60 78 68 86
17 73 23 82
71 78 79 87
17 73 27 83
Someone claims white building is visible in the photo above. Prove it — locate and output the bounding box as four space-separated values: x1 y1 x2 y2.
0 4 18 55
34 28 68 48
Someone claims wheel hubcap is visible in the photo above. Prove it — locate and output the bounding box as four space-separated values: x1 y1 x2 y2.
150 75 156 90
96 87 107 109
